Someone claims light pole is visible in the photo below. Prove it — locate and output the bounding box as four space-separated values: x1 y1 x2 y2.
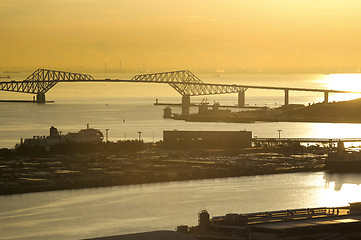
105 129 109 142
277 129 282 139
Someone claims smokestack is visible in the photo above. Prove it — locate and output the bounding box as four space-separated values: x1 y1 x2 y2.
104 58 108 72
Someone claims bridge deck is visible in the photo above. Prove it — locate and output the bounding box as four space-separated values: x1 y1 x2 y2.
2 78 360 94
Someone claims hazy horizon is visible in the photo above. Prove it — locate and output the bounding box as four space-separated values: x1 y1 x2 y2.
2 0 361 73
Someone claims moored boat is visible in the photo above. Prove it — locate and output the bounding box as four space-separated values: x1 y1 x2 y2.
326 141 361 172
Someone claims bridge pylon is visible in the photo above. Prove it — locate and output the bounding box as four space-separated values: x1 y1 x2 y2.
238 91 246 107
182 95 191 116
36 93 46 103
284 90 289 106
324 91 329 103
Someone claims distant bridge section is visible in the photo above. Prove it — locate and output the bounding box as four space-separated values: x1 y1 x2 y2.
131 70 247 97
0 69 94 102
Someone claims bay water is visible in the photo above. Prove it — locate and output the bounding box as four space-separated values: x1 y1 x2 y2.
0 172 361 240
1 72 361 239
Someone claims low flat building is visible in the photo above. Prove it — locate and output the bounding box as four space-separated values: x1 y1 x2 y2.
178 203 361 240
249 214 361 240
163 130 252 149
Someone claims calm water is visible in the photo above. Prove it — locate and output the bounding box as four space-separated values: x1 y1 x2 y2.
0 172 361 240
1 72 361 239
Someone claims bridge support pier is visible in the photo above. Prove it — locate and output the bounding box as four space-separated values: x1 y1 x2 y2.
238 91 245 107
284 90 289 106
182 95 190 116
36 93 46 103
324 91 329 103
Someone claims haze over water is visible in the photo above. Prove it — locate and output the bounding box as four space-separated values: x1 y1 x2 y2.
2 1 361 72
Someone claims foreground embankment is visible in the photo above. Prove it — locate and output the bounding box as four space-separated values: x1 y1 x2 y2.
0 142 327 195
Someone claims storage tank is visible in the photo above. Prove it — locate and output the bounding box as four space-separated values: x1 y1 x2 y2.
198 210 210 232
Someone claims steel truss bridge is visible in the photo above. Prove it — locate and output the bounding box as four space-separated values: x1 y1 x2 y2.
0 69 360 106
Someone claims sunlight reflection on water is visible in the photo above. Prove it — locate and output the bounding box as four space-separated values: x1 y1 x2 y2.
317 73 361 101
1 172 361 240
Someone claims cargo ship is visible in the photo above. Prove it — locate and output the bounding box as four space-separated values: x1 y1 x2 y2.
326 141 361 172
21 125 103 147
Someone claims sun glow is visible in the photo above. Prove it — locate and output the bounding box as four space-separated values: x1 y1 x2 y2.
319 74 361 102
306 123 361 148
320 172 361 207
321 182 361 206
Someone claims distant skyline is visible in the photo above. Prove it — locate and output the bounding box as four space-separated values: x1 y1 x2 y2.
1 0 361 72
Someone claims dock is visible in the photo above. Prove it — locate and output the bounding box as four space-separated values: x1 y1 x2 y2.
154 102 268 109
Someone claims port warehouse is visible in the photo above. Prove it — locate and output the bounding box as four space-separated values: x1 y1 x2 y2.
162 130 361 149
176 202 361 240
163 130 253 149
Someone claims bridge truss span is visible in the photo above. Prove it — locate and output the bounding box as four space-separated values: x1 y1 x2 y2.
131 70 203 84
0 69 94 95
168 82 247 96
25 69 94 82
132 70 247 96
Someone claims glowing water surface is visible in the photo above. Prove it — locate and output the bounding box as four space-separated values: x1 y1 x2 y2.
318 73 361 101
0 172 361 240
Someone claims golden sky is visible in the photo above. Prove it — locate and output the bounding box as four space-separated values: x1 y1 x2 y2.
1 0 361 71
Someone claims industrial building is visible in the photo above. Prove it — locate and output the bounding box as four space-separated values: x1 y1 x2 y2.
163 130 252 149
178 202 361 240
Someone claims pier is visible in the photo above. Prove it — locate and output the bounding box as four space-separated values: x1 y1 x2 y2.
154 101 267 109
